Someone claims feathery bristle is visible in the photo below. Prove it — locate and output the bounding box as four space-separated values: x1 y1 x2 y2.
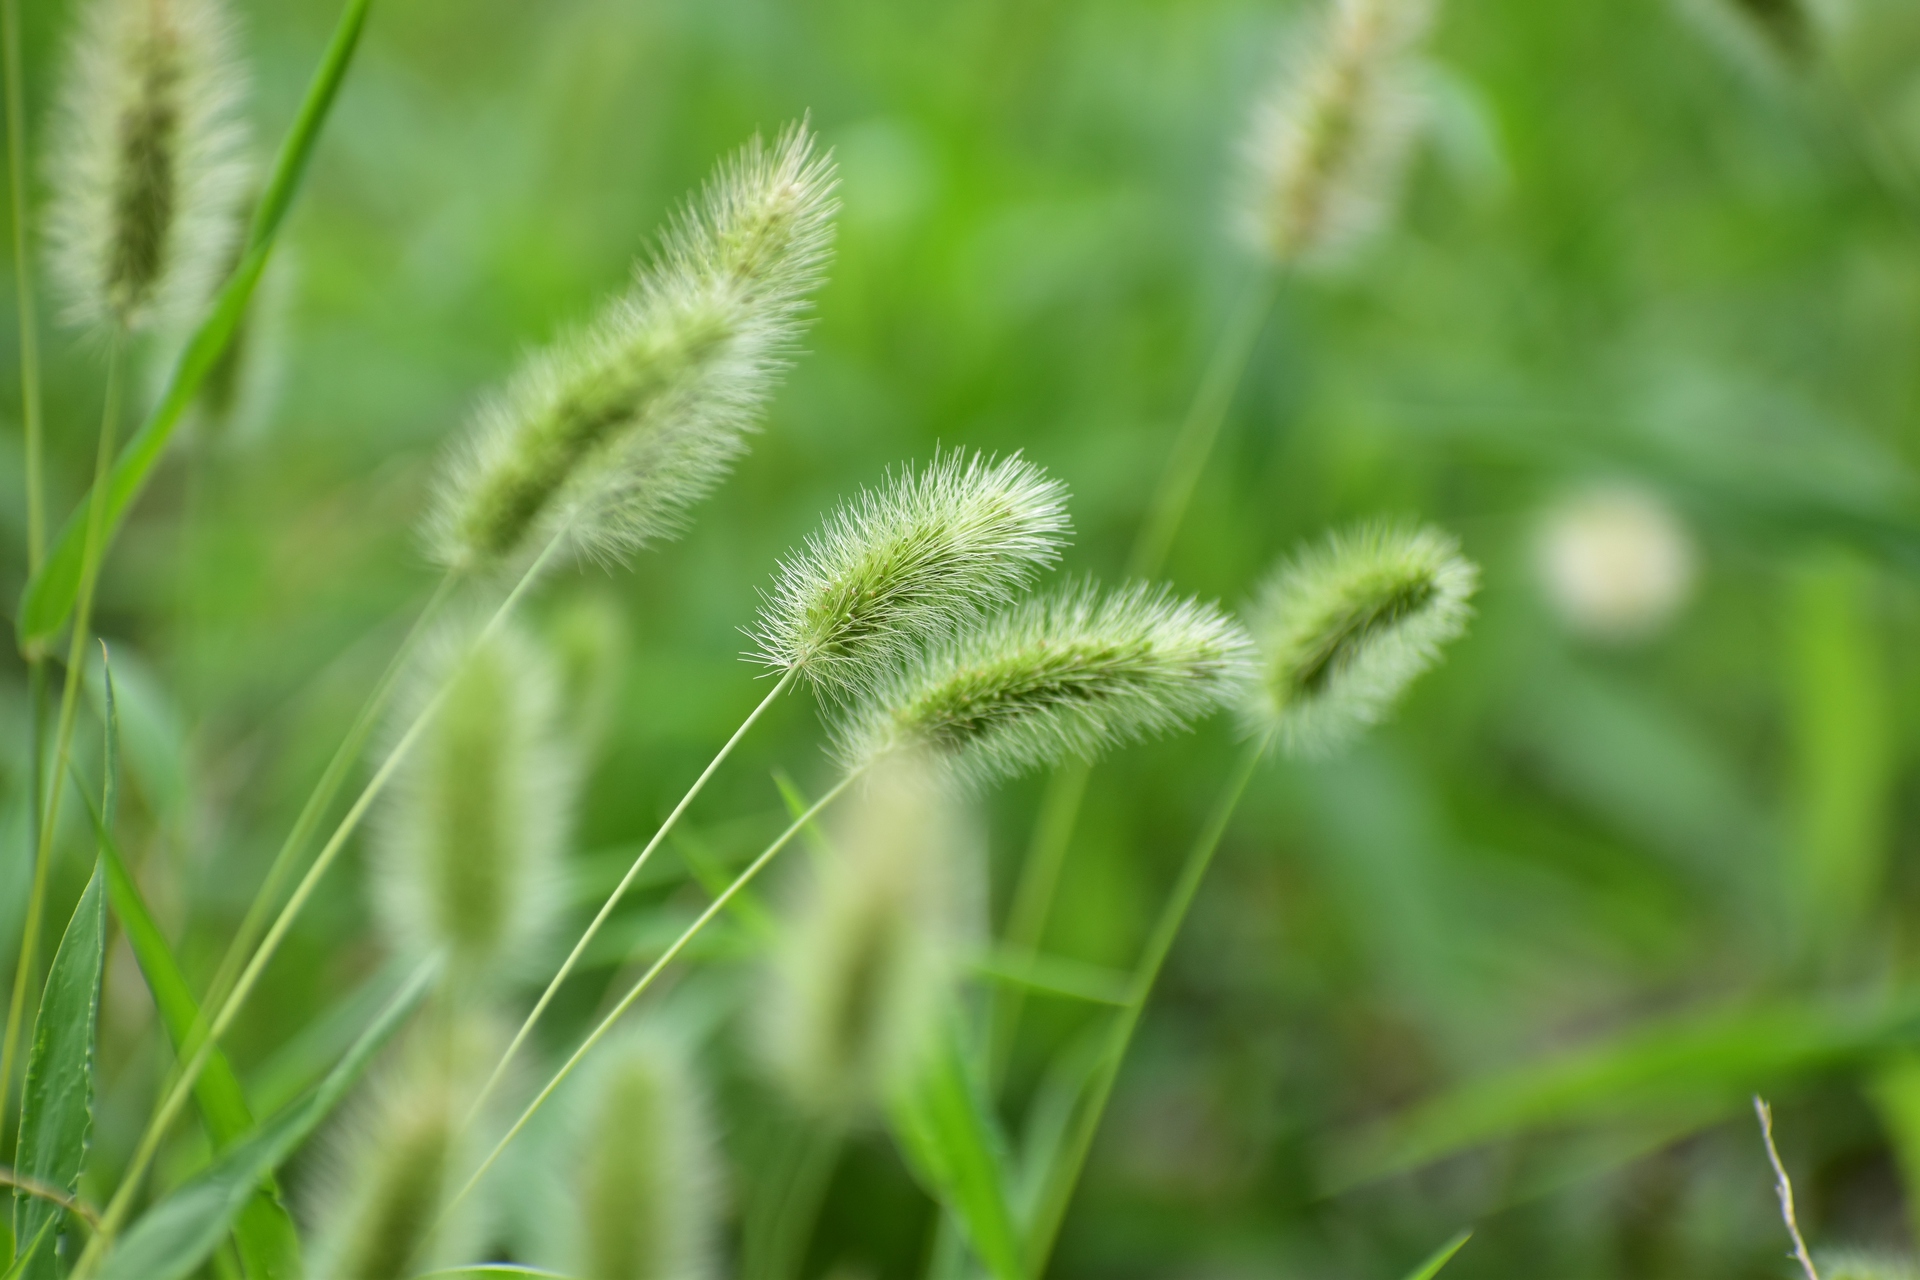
762 751 975 1119
44 0 247 333
1236 0 1434 270
834 583 1256 787
1243 522 1475 755
748 450 1070 698
372 620 575 984
426 121 838 571
535 1029 722 1280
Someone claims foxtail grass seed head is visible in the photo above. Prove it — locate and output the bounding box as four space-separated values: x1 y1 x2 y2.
1237 0 1435 271
1534 483 1696 644
1245 522 1475 755
762 751 977 1119
372 621 575 984
535 1029 723 1280
308 1043 482 1280
426 122 838 572
835 583 1256 788
750 450 1069 698
45 0 247 333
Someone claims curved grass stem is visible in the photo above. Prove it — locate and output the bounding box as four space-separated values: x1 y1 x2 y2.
1 339 123 1132
465 665 798 1130
1023 733 1269 1273
75 535 565 1274
441 767 864 1226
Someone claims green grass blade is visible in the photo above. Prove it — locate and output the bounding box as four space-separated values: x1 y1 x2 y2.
1402 1230 1471 1280
11 865 104 1280
3 1220 55 1280
76 797 305 1278
92 956 437 1280
15 0 377 651
886 1016 1025 1280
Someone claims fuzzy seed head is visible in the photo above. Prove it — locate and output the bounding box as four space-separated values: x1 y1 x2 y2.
308 1034 487 1280
535 1030 723 1280
1236 0 1435 271
45 0 247 333
749 451 1070 698
373 620 575 984
835 583 1256 788
426 122 838 572
1534 483 1696 643
762 751 976 1119
1244 522 1475 755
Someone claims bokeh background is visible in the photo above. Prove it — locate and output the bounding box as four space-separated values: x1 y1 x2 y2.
7 0 1920 1276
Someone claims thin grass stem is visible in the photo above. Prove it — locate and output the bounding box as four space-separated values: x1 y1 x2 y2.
465 665 798 1130
4 0 43 570
1 338 123 1132
992 275 1278 1076
442 768 864 1225
1024 732 1269 1274
76 535 565 1272
197 568 462 1022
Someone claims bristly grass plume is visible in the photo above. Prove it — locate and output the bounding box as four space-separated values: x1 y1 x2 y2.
749 450 1069 698
372 620 575 984
539 1029 723 1280
835 582 1255 787
44 0 247 333
426 122 838 572
1244 522 1475 756
762 751 975 1119
1237 0 1435 271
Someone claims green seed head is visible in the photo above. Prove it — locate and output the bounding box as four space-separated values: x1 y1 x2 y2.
750 450 1070 698
1237 0 1435 270
835 582 1256 787
762 751 976 1119
373 621 576 985
45 0 247 333
1244 521 1476 755
427 122 838 572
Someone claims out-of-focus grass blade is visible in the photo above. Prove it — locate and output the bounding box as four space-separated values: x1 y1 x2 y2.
3 1220 55 1280
973 950 1131 1007
1402 1230 1471 1280
1868 1053 1920 1243
93 957 436 1280
413 1269 578 1278
243 957 411 1117
887 1017 1025 1280
16 0 377 651
1333 993 1920 1188
12 864 104 1280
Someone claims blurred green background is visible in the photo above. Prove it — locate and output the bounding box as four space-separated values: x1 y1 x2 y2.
9 0 1920 1276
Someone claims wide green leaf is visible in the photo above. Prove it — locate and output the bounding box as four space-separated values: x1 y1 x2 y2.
886 1017 1024 1280
1402 1231 1471 1280
11 867 105 1280
16 0 377 651
92 957 437 1280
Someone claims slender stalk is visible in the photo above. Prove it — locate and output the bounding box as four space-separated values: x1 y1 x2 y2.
1024 733 1268 1274
197 569 461 1022
0 1163 103 1231
443 768 864 1223
1 341 123 1133
992 274 1279 1075
466 666 798 1128
76 537 563 1272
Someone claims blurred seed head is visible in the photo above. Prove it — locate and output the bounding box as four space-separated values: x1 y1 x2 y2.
835 583 1256 788
373 620 576 986
1236 0 1436 271
749 450 1070 699
528 1028 722 1280
45 0 248 334
1821 1255 1920 1280
543 591 632 762
762 751 977 1120
426 122 838 573
1244 522 1476 756
308 1024 492 1280
1534 483 1697 644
